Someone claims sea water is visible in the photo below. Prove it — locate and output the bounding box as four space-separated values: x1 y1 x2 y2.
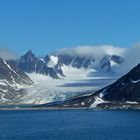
0 109 140 140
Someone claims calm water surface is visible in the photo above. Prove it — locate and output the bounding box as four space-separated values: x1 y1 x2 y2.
0 109 140 140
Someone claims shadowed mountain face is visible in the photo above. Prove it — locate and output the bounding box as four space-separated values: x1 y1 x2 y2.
57 54 93 69
19 50 41 73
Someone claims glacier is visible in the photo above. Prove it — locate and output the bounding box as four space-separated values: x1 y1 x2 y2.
20 65 118 104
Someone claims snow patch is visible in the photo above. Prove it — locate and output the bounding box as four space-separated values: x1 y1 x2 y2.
90 97 105 108
131 79 140 84
47 55 58 68
50 55 58 65
110 60 117 66
99 88 109 98
126 101 138 104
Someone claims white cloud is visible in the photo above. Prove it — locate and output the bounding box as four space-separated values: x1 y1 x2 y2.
56 45 125 59
120 44 140 73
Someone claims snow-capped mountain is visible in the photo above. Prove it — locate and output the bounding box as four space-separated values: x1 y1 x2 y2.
0 58 33 104
100 55 123 72
19 50 61 79
54 46 125 73
44 55 64 76
18 48 124 79
17 48 125 104
51 53 124 72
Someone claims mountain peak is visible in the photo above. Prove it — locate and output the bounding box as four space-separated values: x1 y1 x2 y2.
26 49 33 55
28 49 32 53
23 49 36 59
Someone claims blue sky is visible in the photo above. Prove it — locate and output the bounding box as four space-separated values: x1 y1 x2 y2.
0 0 140 55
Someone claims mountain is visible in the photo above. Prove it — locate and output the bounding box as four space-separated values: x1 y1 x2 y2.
0 58 33 104
19 50 61 79
100 55 123 72
38 63 140 109
44 55 64 76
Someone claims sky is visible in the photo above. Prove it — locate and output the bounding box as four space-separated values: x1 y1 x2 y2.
0 0 140 56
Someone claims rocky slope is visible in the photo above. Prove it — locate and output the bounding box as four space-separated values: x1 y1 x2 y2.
0 58 33 104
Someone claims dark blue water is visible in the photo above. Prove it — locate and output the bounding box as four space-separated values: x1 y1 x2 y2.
0 109 140 140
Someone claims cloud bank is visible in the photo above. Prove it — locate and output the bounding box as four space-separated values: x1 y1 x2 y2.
56 45 125 59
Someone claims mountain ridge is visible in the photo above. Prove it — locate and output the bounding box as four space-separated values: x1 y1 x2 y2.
18 49 124 77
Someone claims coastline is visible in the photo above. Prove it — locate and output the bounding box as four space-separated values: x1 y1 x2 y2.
1 106 140 110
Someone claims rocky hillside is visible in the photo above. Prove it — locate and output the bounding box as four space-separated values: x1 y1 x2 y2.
0 58 33 104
